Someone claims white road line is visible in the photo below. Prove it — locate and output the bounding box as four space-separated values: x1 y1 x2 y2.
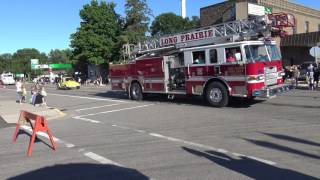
49 93 126 103
73 116 101 123
148 132 276 166
21 124 127 168
135 129 146 133
21 125 61 143
84 152 123 166
65 143 75 148
75 103 125 112
20 125 77 149
217 148 229 154
71 115 279 166
79 104 154 118
232 152 277 165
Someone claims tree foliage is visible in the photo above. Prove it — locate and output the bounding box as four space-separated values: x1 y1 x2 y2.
150 13 188 36
48 49 72 64
151 13 201 36
0 53 12 73
124 0 152 44
11 48 48 74
70 1 121 65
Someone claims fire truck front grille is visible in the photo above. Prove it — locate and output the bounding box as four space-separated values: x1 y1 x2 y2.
265 66 278 86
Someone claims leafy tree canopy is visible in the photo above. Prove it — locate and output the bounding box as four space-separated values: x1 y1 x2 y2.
70 0 121 65
11 48 47 74
48 49 72 64
124 0 152 43
151 13 200 36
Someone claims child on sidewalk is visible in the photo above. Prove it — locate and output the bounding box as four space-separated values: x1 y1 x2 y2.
40 87 47 106
21 85 27 103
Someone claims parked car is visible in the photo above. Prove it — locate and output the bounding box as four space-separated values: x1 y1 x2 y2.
0 73 15 85
57 77 80 89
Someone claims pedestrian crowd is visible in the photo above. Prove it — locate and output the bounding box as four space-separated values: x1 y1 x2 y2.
15 78 47 106
285 62 319 90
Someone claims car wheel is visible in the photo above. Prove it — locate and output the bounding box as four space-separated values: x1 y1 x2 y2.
130 82 143 101
205 82 229 107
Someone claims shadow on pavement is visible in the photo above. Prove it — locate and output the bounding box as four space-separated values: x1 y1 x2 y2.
244 138 320 160
260 132 320 147
263 102 320 109
8 163 149 180
91 91 263 108
15 129 55 150
182 147 317 180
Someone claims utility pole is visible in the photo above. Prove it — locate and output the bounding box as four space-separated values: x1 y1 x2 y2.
181 0 186 19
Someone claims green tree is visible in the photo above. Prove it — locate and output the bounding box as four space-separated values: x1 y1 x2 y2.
0 53 12 73
48 49 72 64
70 1 121 66
11 48 47 75
150 13 188 36
186 16 200 29
124 0 152 44
151 13 201 36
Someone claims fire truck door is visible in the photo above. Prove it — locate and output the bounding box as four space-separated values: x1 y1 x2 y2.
184 50 208 95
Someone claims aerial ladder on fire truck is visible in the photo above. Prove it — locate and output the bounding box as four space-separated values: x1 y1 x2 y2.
122 13 295 60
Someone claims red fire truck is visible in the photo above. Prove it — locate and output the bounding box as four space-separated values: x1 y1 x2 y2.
110 13 295 107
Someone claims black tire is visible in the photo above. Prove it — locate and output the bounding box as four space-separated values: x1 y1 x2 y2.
205 82 229 107
76 86 80 89
130 82 143 101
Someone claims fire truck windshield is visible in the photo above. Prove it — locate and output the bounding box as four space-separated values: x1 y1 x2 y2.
245 44 281 62
266 44 281 61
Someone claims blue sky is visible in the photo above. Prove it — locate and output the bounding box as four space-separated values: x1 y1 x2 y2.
0 0 319 54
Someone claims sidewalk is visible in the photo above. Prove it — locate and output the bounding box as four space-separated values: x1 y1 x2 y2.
0 101 65 124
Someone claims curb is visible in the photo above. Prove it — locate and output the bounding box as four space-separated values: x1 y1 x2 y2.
46 107 66 120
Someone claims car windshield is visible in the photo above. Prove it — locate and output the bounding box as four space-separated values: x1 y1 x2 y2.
245 45 269 62
65 78 74 81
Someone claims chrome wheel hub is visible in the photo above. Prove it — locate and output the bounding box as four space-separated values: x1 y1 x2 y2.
209 88 222 103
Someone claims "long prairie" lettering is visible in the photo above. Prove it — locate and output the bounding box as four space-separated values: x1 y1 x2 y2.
160 29 214 46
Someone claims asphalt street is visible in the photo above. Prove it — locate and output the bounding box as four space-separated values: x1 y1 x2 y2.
0 84 320 180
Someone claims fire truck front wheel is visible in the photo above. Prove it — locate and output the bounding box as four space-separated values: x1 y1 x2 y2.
205 82 229 107
130 82 143 101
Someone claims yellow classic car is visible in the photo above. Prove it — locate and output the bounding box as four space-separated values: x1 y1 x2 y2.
57 77 80 89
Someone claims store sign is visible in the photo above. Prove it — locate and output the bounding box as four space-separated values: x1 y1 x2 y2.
30 59 39 70
49 64 72 69
265 7 273 14
35 64 49 69
248 3 265 16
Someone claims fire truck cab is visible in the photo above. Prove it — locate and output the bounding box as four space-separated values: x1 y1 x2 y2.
110 13 294 107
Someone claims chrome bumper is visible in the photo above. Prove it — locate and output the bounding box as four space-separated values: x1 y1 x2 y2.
253 84 293 98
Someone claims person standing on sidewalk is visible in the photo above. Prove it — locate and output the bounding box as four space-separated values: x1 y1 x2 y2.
307 64 314 90
292 65 300 88
15 78 22 103
21 85 27 103
314 63 319 89
40 86 47 106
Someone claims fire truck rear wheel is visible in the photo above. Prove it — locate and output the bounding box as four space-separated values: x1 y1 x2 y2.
205 82 229 107
130 82 143 101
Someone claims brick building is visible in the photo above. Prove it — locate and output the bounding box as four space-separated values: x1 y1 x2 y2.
200 0 320 65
